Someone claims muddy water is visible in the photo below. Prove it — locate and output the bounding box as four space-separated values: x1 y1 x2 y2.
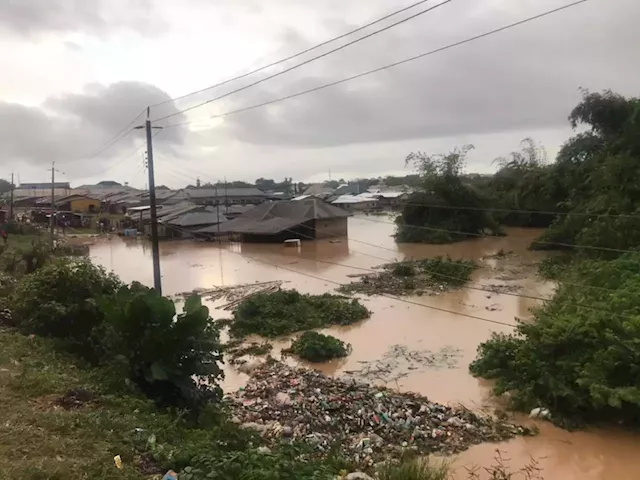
89 217 640 479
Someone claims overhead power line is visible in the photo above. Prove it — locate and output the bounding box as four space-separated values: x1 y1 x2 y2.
58 109 147 166
354 215 640 254
153 0 454 123
151 0 446 108
377 201 640 220
164 220 633 324
282 223 633 319
75 130 161 181
162 222 518 328
161 0 590 129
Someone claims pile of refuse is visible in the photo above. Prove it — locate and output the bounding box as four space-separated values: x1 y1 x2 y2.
227 361 531 466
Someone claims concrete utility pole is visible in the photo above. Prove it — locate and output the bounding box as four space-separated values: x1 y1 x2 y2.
50 162 55 247
224 176 228 215
9 172 14 221
136 107 163 294
215 184 221 242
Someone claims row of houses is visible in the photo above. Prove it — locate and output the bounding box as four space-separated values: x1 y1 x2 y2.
8 185 268 215
3 181 410 242
296 183 410 210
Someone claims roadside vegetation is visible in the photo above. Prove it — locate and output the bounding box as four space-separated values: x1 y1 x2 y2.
0 230 535 478
471 253 640 426
469 91 640 426
339 256 477 296
230 290 370 338
284 331 351 362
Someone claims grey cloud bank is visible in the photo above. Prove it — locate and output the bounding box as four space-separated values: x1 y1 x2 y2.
2 0 639 184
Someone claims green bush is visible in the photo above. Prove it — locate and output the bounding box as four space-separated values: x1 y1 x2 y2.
99 283 224 410
392 263 416 277
338 256 477 296
0 241 51 275
284 331 351 362
11 259 122 361
470 253 640 424
231 290 370 338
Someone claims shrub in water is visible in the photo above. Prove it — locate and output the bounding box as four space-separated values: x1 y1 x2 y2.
11 258 122 361
100 282 224 409
231 290 370 338
284 331 351 362
393 262 416 277
470 253 640 424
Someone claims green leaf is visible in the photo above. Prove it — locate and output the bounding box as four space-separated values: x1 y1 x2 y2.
150 362 168 381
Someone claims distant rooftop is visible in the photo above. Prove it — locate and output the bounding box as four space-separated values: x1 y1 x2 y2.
185 187 266 198
18 182 70 189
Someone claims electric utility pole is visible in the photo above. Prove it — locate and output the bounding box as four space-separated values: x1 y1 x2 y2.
50 162 55 247
9 172 14 221
136 107 163 294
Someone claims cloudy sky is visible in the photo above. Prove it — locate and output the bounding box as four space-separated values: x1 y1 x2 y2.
1 0 638 188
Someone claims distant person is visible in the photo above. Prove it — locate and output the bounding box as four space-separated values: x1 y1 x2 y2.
1 229 7 245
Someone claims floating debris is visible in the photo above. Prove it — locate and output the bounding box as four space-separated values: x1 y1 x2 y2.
227 361 531 466
337 257 477 297
344 345 462 385
173 281 286 310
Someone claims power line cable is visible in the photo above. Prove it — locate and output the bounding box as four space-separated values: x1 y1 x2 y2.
354 215 640 254
153 0 454 123
291 220 622 294
76 130 161 182
161 222 518 328
383 201 640 220
151 0 448 108
276 223 635 319
176 170 625 293
167 220 633 323
58 109 147 166
161 0 589 129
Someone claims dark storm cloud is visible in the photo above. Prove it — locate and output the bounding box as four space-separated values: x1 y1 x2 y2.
0 0 159 35
0 82 186 171
213 0 640 148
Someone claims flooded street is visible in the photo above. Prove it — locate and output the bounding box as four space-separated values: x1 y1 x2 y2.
90 217 640 479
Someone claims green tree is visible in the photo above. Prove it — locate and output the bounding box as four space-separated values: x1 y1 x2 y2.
100 283 224 410
0 179 12 195
395 146 501 243
470 253 640 424
488 138 563 227
532 90 640 255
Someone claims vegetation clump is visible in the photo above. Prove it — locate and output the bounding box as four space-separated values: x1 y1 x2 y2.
470 253 640 425
395 146 502 244
11 259 122 361
339 256 477 296
284 331 351 362
100 283 224 409
231 289 370 338
527 91 640 256
225 341 273 364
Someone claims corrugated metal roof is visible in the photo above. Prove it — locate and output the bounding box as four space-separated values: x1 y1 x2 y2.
185 187 265 198
165 211 228 227
199 199 349 235
331 194 378 204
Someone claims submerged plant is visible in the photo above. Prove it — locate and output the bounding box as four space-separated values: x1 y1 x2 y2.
231 290 370 338
284 331 351 362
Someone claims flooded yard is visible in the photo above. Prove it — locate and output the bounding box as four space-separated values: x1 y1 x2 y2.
89 216 640 479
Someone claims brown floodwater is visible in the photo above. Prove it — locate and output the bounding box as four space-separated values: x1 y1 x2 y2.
89 216 640 479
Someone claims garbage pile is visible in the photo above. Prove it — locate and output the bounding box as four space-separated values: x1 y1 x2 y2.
228 361 531 466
